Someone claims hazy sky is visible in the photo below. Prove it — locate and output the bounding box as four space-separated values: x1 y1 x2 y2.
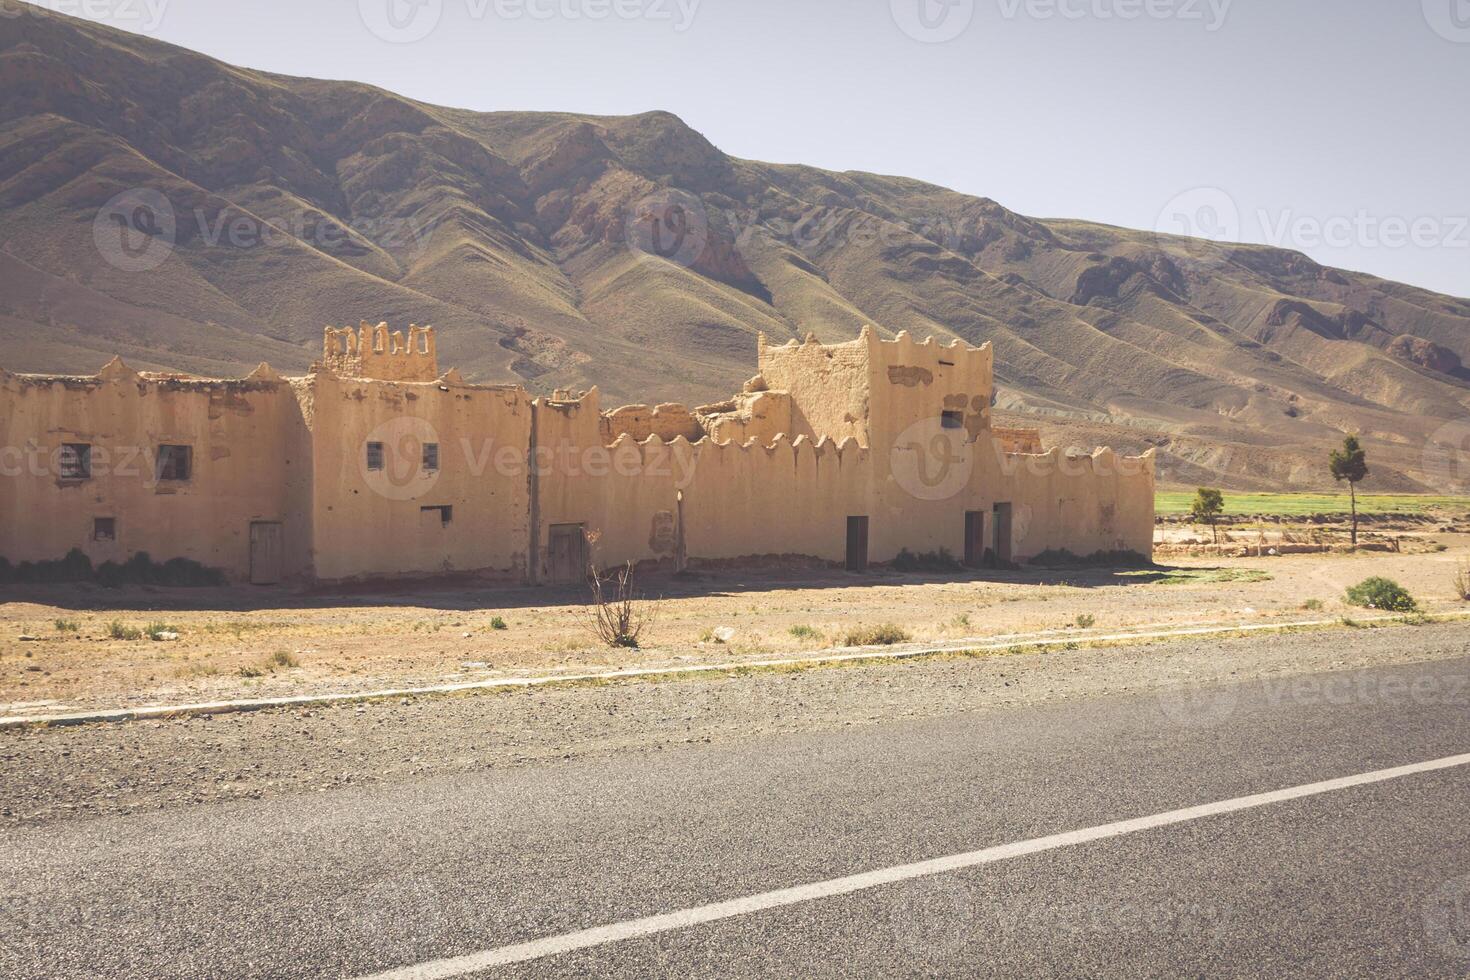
42 0 1470 297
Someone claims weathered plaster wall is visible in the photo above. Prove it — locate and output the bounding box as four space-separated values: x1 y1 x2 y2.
0 361 312 579
758 333 871 445
680 436 872 562
695 390 794 446
600 403 704 444
534 389 684 577
306 372 530 582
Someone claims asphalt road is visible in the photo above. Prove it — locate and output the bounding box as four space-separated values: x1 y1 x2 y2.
3 638 1470 978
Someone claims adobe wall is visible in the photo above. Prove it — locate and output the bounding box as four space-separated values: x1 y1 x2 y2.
306 371 531 582
985 445 1157 560
534 389 685 577
600 402 704 444
0 361 312 579
757 333 871 445
679 436 873 562
694 390 793 445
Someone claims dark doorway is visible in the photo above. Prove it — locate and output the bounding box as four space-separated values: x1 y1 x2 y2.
846 516 869 572
548 523 587 585
992 503 1014 566
964 511 987 568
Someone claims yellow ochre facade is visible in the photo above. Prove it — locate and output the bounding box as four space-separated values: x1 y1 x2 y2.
0 323 1155 585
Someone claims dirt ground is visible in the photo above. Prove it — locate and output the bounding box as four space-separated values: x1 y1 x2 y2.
3 522 1468 715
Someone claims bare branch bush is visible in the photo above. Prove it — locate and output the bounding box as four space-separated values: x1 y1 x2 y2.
585 560 656 648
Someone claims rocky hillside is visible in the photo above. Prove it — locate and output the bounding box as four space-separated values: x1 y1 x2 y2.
3 7 1468 490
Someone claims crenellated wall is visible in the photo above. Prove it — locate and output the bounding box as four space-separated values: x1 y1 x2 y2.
322 322 438 382
1 324 1155 585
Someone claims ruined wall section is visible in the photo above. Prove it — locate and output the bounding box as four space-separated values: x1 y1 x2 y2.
306 370 530 582
0 360 311 579
757 332 871 445
694 390 793 446
600 402 705 444
323 323 438 382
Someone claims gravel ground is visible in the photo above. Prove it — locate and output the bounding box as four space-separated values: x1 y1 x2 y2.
4 619 1468 829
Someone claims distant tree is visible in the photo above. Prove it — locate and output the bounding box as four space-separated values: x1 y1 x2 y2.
1190 487 1225 544
1329 435 1369 547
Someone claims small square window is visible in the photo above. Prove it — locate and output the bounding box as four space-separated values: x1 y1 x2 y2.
941 411 964 430
422 442 439 472
420 505 452 527
156 444 192 482
60 443 91 480
93 517 116 541
366 441 385 471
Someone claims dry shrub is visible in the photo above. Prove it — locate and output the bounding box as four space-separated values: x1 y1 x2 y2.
586 561 656 649
1454 560 1470 601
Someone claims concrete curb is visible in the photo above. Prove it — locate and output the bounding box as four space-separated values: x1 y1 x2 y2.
4 611 1465 730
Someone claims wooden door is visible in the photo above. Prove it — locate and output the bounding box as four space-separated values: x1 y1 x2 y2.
993 503 1014 566
964 511 986 568
846 516 869 572
249 522 284 585
548 524 586 585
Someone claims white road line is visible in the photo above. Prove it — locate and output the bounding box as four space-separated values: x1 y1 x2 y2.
357 751 1470 979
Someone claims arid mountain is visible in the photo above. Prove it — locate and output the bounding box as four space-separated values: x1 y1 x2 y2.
3 8 1468 491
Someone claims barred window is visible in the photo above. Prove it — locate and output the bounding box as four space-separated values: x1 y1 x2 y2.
59 443 91 480
93 517 116 541
366 441 385 471
422 442 439 472
941 411 964 430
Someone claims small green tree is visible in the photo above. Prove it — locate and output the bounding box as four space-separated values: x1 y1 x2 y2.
1190 487 1225 544
1329 435 1368 547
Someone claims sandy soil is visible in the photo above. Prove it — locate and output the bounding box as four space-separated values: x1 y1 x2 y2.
4 528 1469 714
